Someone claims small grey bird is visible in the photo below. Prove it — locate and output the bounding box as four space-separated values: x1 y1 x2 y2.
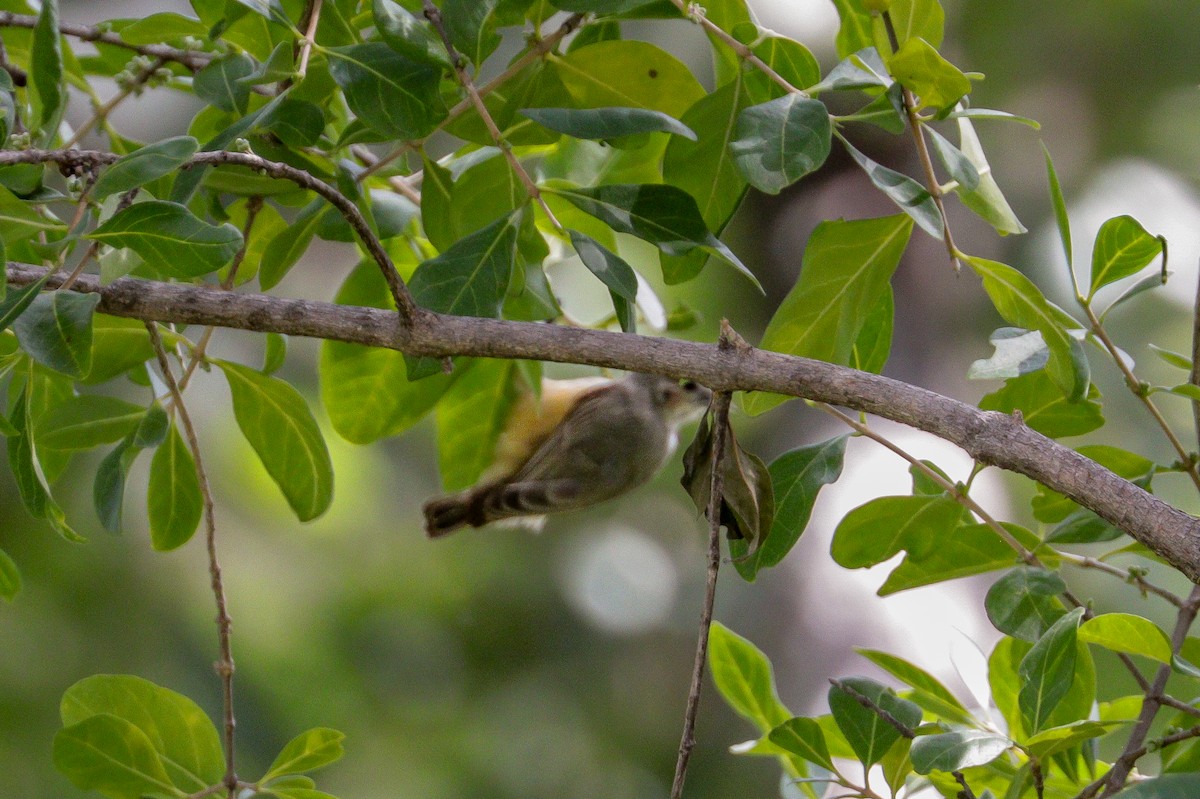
423 373 712 537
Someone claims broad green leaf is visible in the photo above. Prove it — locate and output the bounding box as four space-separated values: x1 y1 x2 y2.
0 547 19 600
1150 344 1191 371
443 151 525 243
808 48 891 95
53 715 177 798
925 125 979 191
696 0 754 86
0 274 50 334
968 328 1048 380
829 0 873 58
767 717 835 771
856 649 972 724
409 211 521 319
956 117 1025 235
30 0 63 136
84 315 156 385
320 262 454 443
0 184 66 243
13 292 101 378
735 436 848 580
1042 144 1073 285
662 78 750 260
520 106 696 141
194 52 255 113
880 521 1040 596
263 333 287 374
1088 215 1163 298
326 43 446 139
851 284 894 373
964 255 1083 400
1045 508 1123 544
60 674 224 791
259 199 330 290
420 155 455 251
887 0 945 48
148 422 203 551
36 396 145 450
95 437 140 534
745 36 821 101
831 494 963 569
547 183 758 288
1019 607 1084 733
219 360 333 521
444 0 500 67
985 566 1066 642
730 95 832 194
1023 720 1125 758
373 0 450 66
88 201 244 279
828 677 922 767
436 359 515 491
1078 613 1172 664
886 37 971 111
745 214 911 415
120 12 209 44
910 729 1010 774
262 728 345 781
551 40 706 119
230 0 291 26
978 370 1104 439
1096 774 1200 798
841 136 943 238
709 621 792 731
92 137 201 201
569 229 639 332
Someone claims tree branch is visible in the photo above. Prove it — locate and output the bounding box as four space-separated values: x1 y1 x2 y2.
6 262 1200 583
0 12 212 72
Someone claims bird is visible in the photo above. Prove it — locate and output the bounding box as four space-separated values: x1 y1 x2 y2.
423 372 712 537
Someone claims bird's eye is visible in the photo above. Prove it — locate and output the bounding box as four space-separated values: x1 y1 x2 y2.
682 380 698 392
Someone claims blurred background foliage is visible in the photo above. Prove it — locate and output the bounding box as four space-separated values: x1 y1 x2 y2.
3 1 1200 797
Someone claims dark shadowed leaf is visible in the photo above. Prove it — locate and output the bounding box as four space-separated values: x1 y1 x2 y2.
93 137 200 200
0 547 18 600
521 106 696 141
13 292 101 379
911 729 1010 774
986 567 1067 642
326 43 446 139
828 677 921 768
88 201 244 279
373 0 450 66
767 717 834 771
841 136 943 238
409 211 521 319
1019 607 1084 733
730 94 832 194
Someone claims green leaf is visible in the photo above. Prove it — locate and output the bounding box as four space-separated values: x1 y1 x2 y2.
320 262 454 443
767 717 835 771
551 40 706 119
409 211 521 319
326 43 446 139
0 274 50 334
985 566 1067 642
1023 720 1125 758
735 435 848 579
569 229 639 331
60 673 224 791
0 184 67 243
0 547 20 600
373 0 450 66
888 0 946 48
30 0 64 137
886 37 971 111
968 327 1048 380
1042 144 1073 285
745 36 821 100
36 396 145 450
925 125 979 191
263 332 287 374
1078 613 1172 664
520 106 696 141
709 621 792 731
809 48 892 94
828 677 922 768
546 183 759 289
879 521 1040 595
444 0 500 66
88 201 244 279
829 0 873 59
94 438 140 534
147 422 203 551
851 284 895 373
840 136 943 238
1101 271 1169 319
262 728 345 782
420 156 455 251
730 95 832 194
1150 344 1192 371
856 650 972 725
979 369 1103 439
1088 215 1163 299
219 360 334 521
120 12 210 45
13 292 102 378
194 52 255 113
1045 508 1123 544
53 714 178 799
964 255 1083 400
440 151 525 245
831 495 962 569
744 214 912 415
1019 607 1084 733
956 117 1025 235
84 314 157 385
435 359 515 491
910 729 1010 774
93 137 201 201
259 199 329 290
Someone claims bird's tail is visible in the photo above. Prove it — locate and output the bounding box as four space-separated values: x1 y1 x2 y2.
423 481 564 538
422 490 478 538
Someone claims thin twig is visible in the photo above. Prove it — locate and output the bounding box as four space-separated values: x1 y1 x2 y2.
665 0 800 96
145 322 237 796
0 12 212 71
828 678 916 738
953 771 979 799
670 388 731 799
296 0 323 79
349 144 421 204
1057 552 1183 608
421 1 564 232
63 57 165 149
357 12 586 181
1190 260 1200 451
60 187 140 291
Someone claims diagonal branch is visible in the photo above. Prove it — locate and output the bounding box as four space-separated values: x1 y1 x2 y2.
5 262 1200 584
0 12 213 72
